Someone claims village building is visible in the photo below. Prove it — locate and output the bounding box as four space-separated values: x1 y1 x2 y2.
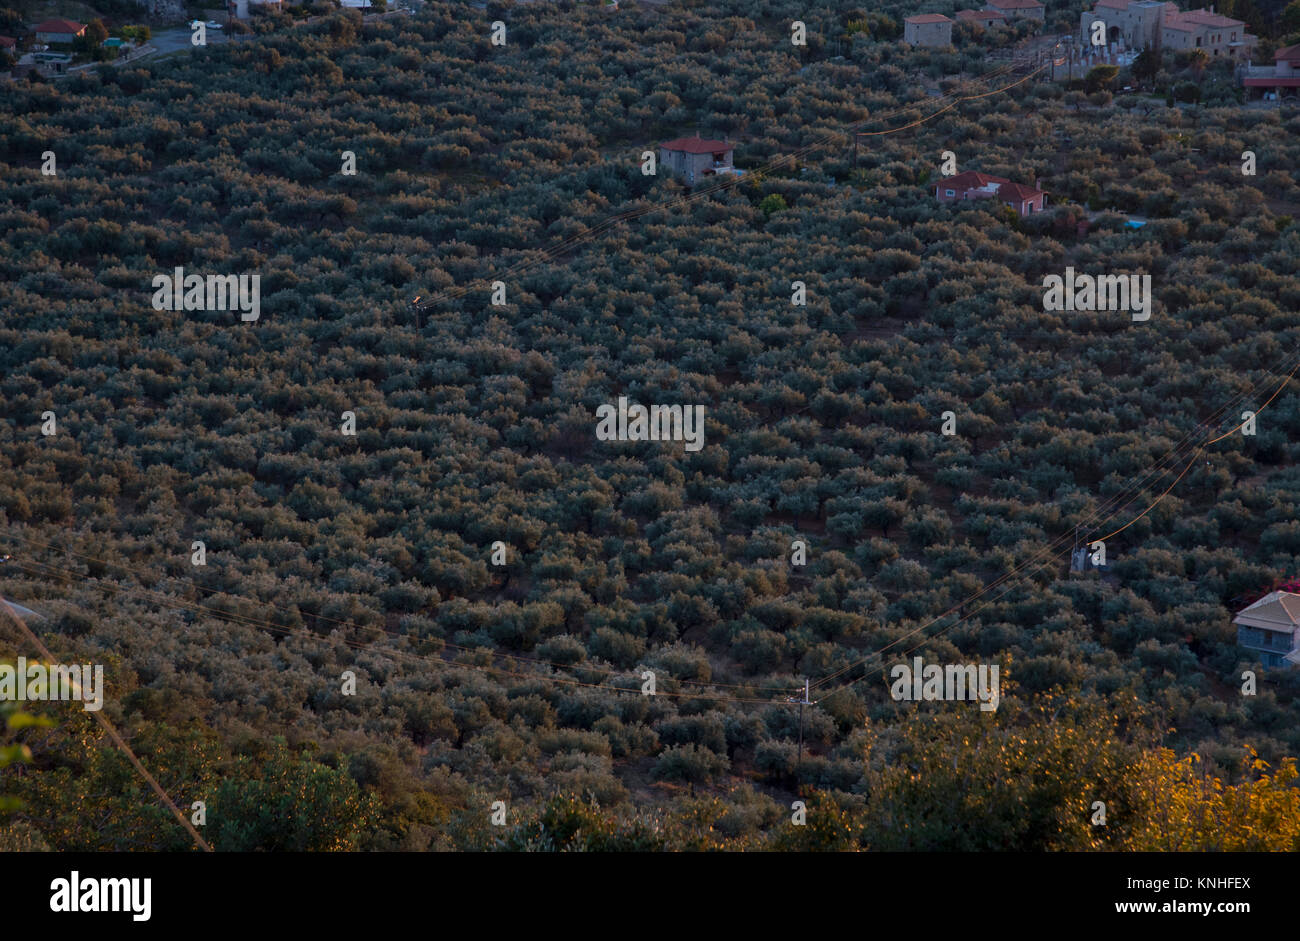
1080 0 1254 59
983 0 1045 22
0 36 16 51
955 9 1008 26
1235 591 1300 668
33 18 85 44
1083 0 1173 49
935 170 1046 217
229 0 282 17
1160 8 1255 57
658 136 734 184
1240 44 1300 100
903 14 953 47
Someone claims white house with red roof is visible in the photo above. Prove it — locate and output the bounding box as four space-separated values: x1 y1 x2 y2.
658 136 734 184
935 170 1046 217
903 13 953 47
1241 44 1300 98
1235 591 1300 668
33 18 85 44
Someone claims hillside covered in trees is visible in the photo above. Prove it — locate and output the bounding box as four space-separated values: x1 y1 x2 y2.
2 0 1300 850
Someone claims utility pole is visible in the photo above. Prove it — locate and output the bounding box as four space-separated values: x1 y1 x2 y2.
796 679 810 766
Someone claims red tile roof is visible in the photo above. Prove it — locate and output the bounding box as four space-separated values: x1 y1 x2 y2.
660 136 731 154
936 171 1044 201
938 170 1008 190
34 18 85 33
906 13 952 23
1163 9 1244 30
0 35 15 47
1276 44 1300 61
998 181 1046 201
1180 9 1243 26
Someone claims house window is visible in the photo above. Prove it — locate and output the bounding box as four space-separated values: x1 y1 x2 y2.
945 189 955 197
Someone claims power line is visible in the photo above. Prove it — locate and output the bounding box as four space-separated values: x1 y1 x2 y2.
808 351 1300 699
412 64 1039 316
6 345 1294 717
6 338 1292 722
8 347 1292 718
5 556 801 707
0 595 213 853
0 532 799 695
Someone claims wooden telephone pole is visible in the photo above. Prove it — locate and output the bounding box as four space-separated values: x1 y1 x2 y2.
796 679 810 766
852 132 866 171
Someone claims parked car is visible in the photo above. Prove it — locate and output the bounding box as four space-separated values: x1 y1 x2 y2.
206 20 223 29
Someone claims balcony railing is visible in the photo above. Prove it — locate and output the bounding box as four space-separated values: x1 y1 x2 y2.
1238 627 1295 652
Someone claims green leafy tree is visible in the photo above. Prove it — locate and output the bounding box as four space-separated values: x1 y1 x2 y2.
1283 0 1300 33
210 741 380 851
1085 64 1119 93
0 699 53 815
1132 49 1160 85
1129 749 1300 851
759 193 789 218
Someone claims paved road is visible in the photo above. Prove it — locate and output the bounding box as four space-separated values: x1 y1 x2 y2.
149 26 233 54
45 9 411 78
